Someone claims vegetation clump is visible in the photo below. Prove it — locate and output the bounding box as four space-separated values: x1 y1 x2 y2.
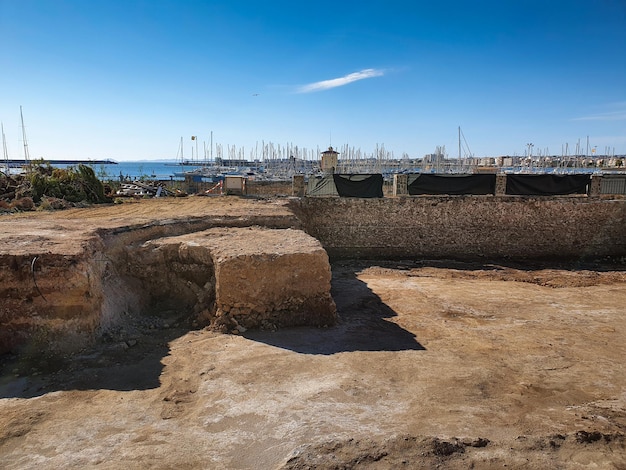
1 163 110 211
29 164 108 203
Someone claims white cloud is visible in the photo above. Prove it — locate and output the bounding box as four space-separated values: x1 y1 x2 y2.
572 102 626 121
297 68 384 93
572 111 626 121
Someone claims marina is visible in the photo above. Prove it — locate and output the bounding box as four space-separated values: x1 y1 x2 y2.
1 110 625 183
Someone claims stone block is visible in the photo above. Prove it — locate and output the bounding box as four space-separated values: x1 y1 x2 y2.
145 227 337 330
204 227 337 329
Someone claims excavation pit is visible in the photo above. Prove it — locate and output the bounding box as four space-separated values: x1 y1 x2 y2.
0 198 338 355
1 196 626 468
133 227 337 332
1 194 624 355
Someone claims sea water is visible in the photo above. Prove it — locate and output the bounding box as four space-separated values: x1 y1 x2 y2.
49 160 206 181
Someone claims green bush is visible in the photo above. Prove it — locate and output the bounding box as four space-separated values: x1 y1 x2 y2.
29 164 109 204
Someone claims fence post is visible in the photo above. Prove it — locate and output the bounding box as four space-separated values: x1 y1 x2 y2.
393 174 408 196
495 174 507 196
292 174 306 197
589 175 602 197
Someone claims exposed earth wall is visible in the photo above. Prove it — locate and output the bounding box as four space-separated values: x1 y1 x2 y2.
291 196 626 260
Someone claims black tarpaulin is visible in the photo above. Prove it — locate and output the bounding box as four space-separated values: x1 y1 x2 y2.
505 174 590 195
333 174 384 198
408 174 496 195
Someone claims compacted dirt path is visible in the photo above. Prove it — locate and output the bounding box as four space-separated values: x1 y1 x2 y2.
1 198 625 468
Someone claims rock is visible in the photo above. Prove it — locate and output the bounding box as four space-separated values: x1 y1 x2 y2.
10 197 35 211
462 437 490 447
205 227 337 329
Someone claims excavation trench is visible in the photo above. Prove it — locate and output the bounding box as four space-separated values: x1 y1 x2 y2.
2 195 625 357
2 197 626 469
0 213 337 356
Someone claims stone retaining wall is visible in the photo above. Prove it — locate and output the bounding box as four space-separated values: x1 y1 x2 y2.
290 196 626 260
247 180 293 196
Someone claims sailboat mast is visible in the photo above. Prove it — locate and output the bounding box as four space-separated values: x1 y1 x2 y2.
20 106 31 170
1 122 9 170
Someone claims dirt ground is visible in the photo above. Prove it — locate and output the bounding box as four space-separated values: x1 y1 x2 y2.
1 197 625 469
0 197 297 256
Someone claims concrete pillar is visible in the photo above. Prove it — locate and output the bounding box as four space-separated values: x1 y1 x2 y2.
589 175 602 197
393 174 408 196
495 174 507 196
184 175 199 194
292 174 306 197
224 176 245 195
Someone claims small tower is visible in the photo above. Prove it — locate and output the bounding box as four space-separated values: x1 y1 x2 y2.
320 146 339 174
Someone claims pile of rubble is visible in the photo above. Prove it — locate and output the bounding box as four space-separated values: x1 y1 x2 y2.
115 181 174 198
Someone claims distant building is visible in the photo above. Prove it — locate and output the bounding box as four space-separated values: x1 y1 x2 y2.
321 147 339 173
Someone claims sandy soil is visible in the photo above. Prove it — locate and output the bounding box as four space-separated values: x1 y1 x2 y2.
0 197 296 255
1 198 625 468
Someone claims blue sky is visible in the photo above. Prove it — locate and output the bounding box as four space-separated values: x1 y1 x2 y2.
1 0 625 161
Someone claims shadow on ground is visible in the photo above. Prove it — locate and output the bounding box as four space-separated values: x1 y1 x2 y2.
244 262 426 354
0 324 185 399
245 256 626 356
1 261 428 397
3 258 622 398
